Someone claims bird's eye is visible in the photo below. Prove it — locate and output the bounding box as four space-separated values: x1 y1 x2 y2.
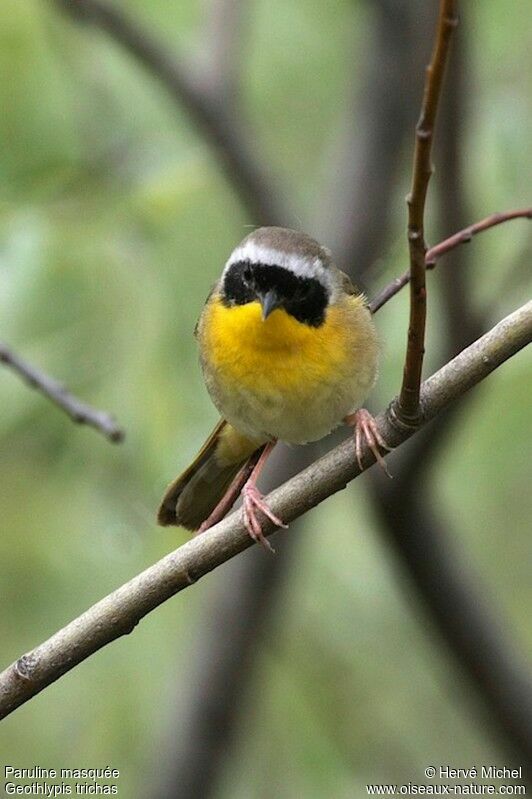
243 266 253 284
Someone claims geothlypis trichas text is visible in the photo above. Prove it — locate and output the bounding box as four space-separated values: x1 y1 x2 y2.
158 227 386 550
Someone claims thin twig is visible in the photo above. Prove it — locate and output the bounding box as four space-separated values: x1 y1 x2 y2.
427 208 532 265
395 33 485 483
399 0 458 419
0 301 530 721
51 0 288 226
0 343 124 443
370 207 532 313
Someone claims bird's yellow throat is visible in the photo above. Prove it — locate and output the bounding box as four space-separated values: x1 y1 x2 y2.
202 295 362 393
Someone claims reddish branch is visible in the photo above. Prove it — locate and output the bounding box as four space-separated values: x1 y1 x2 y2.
399 0 458 419
427 207 532 265
370 207 532 314
0 342 124 443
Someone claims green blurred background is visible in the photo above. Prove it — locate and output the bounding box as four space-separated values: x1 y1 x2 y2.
0 1 530 796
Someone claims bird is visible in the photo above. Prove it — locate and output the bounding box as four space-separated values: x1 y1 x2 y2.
158 226 388 551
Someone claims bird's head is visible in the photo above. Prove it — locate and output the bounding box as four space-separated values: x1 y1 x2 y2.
220 227 337 327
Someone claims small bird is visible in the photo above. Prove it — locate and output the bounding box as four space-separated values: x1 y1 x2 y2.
158 227 387 551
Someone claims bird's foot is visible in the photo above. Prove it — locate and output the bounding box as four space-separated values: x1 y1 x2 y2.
241 482 287 553
345 408 392 477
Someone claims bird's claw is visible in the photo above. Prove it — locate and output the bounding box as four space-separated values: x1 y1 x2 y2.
346 408 392 477
242 483 287 553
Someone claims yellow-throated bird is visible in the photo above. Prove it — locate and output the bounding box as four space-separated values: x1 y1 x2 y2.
158 227 387 550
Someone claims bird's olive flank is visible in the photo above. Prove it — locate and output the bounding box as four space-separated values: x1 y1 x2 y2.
222 260 329 327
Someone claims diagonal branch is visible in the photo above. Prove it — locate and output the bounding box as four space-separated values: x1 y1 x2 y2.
370 207 532 313
51 0 289 226
0 301 530 721
399 0 458 419
427 208 532 266
0 342 124 443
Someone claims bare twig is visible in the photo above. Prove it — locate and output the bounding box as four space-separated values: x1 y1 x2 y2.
427 208 532 266
370 207 532 313
394 31 485 483
0 342 124 443
0 301 530 721
51 0 288 226
399 0 458 419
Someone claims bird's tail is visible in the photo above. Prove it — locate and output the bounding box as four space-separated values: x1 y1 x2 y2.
157 420 266 530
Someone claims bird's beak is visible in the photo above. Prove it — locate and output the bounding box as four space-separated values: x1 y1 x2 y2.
259 289 282 320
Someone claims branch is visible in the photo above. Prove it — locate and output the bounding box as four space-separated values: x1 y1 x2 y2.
0 301 530 720
51 0 289 226
427 208 532 266
0 342 124 443
395 31 485 483
399 0 458 418
370 207 532 314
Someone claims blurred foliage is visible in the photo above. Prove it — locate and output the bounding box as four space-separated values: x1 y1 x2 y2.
0 1 530 797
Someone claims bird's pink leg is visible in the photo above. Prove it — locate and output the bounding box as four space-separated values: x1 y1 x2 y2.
197 447 265 534
345 408 392 477
241 440 287 553
197 466 251 534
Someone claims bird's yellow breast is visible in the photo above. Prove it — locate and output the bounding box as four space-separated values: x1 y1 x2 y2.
201 297 357 392
198 292 378 443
